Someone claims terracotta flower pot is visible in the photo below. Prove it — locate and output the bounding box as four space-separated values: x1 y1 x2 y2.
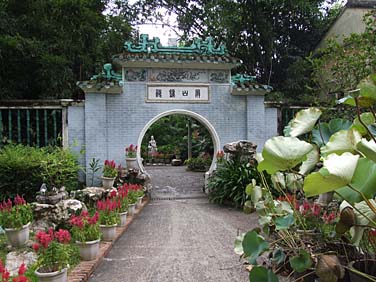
35 267 67 282
76 239 100 261
118 211 128 226
100 224 117 241
5 222 30 247
128 204 136 216
101 176 115 190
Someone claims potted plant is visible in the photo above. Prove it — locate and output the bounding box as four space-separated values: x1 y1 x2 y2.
102 160 118 189
134 185 145 208
70 211 100 261
113 185 129 226
0 195 32 247
96 198 119 241
125 144 137 169
33 228 73 282
127 185 139 215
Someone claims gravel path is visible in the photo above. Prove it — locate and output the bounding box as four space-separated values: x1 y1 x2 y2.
89 166 257 282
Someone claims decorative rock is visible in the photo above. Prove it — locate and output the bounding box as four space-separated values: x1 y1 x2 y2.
223 140 257 156
36 191 68 205
31 199 86 232
171 159 182 166
72 187 107 202
5 251 37 276
31 220 56 233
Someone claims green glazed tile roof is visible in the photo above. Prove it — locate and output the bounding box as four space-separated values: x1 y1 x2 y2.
114 34 241 67
231 74 273 92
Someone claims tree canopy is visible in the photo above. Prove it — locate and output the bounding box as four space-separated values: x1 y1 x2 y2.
0 0 342 101
0 0 133 99
135 0 341 92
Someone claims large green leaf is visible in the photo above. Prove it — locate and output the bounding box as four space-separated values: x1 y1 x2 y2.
249 266 278 282
284 108 322 137
336 158 376 203
304 153 359 197
337 95 375 107
272 249 286 265
258 137 313 175
312 119 352 147
358 75 376 101
340 200 376 245
356 139 376 162
351 113 375 136
299 145 320 175
289 250 313 273
320 129 362 156
242 231 269 264
234 233 245 255
246 179 262 204
275 214 295 230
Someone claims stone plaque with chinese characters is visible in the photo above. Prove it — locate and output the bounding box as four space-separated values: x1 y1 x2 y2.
147 84 210 103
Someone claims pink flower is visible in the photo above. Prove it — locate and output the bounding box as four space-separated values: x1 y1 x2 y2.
88 212 99 225
110 190 117 198
35 231 53 248
322 211 336 224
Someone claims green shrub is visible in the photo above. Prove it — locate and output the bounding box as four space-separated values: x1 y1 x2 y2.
184 156 212 171
0 144 80 202
208 160 261 207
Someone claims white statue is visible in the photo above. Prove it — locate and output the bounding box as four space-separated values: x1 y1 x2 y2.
148 136 158 155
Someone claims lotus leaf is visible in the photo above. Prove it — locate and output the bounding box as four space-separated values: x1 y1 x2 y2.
258 136 313 175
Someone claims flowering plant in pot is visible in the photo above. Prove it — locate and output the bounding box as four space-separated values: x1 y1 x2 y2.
102 160 118 189
111 185 129 226
33 228 73 282
0 195 33 247
70 211 100 261
96 198 119 241
125 144 138 169
127 184 143 214
0 260 29 282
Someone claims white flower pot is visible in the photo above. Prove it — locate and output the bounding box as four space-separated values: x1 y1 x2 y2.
126 157 137 169
118 211 128 226
128 204 136 216
5 222 30 247
35 267 67 282
100 224 117 241
136 196 143 208
76 239 100 261
101 176 115 190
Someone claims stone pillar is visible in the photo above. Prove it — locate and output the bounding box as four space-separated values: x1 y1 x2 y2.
246 95 266 150
84 94 107 185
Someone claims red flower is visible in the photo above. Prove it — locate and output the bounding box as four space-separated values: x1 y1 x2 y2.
311 203 321 217
322 211 336 224
2 269 10 280
110 190 117 198
32 243 40 252
17 264 27 276
35 231 53 248
55 229 71 244
88 212 99 225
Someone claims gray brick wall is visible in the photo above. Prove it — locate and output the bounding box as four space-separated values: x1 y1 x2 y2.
68 74 278 185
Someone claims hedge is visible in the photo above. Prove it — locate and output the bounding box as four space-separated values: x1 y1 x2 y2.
0 144 81 202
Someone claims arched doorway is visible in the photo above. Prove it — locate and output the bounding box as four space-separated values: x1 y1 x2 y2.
136 109 220 173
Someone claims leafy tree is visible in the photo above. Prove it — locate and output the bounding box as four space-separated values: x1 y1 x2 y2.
0 0 133 99
135 0 340 97
311 10 376 103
